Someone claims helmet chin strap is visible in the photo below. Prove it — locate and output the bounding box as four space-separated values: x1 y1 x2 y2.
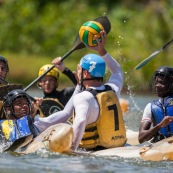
80 69 99 90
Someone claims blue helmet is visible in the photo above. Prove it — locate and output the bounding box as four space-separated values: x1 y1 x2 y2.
80 54 106 77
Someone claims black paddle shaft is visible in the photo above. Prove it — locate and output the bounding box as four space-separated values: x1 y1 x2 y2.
23 49 75 92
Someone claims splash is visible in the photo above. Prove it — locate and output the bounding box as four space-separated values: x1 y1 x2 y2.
0 132 13 152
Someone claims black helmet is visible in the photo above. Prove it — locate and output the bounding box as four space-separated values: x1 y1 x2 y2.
3 89 32 117
0 55 9 72
154 66 173 78
150 66 173 95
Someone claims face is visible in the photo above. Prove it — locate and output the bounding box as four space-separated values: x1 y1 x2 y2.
0 61 8 79
77 64 91 88
155 74 170 97
9 97 30 119
39 76 57 94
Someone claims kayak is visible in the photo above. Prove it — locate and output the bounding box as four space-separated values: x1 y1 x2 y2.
91 136 173 161
6 122 173 162
126 129 139 146
7 123 137 154
7 123 73 154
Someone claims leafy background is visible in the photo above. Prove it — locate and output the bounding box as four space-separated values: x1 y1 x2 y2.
0 0 172 95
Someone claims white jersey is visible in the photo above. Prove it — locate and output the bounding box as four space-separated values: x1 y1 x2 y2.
34 84 81 131
72 53 124 150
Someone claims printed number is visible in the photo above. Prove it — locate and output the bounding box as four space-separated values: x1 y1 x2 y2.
108 104 119 131
89 61 96 73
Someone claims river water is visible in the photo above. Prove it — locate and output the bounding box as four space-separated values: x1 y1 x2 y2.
1 90 173 173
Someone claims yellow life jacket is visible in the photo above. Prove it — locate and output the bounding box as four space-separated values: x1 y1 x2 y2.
80 86 127 149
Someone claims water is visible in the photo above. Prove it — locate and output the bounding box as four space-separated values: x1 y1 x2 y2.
1 151 173 173
1 91 172 173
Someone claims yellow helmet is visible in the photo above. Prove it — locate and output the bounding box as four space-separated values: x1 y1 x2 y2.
37 64 59 87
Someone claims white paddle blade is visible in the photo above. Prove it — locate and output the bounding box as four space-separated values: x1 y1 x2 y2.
135 38 173 70
135 49 162 70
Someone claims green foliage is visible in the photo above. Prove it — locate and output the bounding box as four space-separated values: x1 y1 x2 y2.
0 0 173 93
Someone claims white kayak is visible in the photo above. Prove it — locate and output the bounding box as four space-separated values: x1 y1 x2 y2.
126 129 139 146
10 123 74 154
9 123 173 162
92 136 173 161
10 124 137 154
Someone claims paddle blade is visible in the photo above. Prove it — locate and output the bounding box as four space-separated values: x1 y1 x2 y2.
94 15 111 34
0 84 23 100
135 38 173 70
71 34 85 51
135 49 162 70
0 77 9 85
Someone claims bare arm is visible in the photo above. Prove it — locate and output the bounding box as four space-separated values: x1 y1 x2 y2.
52 57 77 85
34 84 81 131
138 116 173 143
89 30 124 97
138 121 160 143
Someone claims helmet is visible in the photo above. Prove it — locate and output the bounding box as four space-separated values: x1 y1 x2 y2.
154 66 173 78
80 54 106 77
3 89 32 117
150 66 173 95
37 64 59 87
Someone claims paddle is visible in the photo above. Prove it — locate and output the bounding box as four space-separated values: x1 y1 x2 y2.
0 78 23 100
0 77 8 85
0 78 36 102
24 15 111 91
135 38 173 70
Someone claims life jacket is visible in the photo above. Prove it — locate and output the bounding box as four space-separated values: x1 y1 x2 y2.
0 115 40 144
80 85 127 149
151 97 173 142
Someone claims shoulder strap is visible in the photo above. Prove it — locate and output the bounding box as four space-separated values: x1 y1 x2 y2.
85 85 112 96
